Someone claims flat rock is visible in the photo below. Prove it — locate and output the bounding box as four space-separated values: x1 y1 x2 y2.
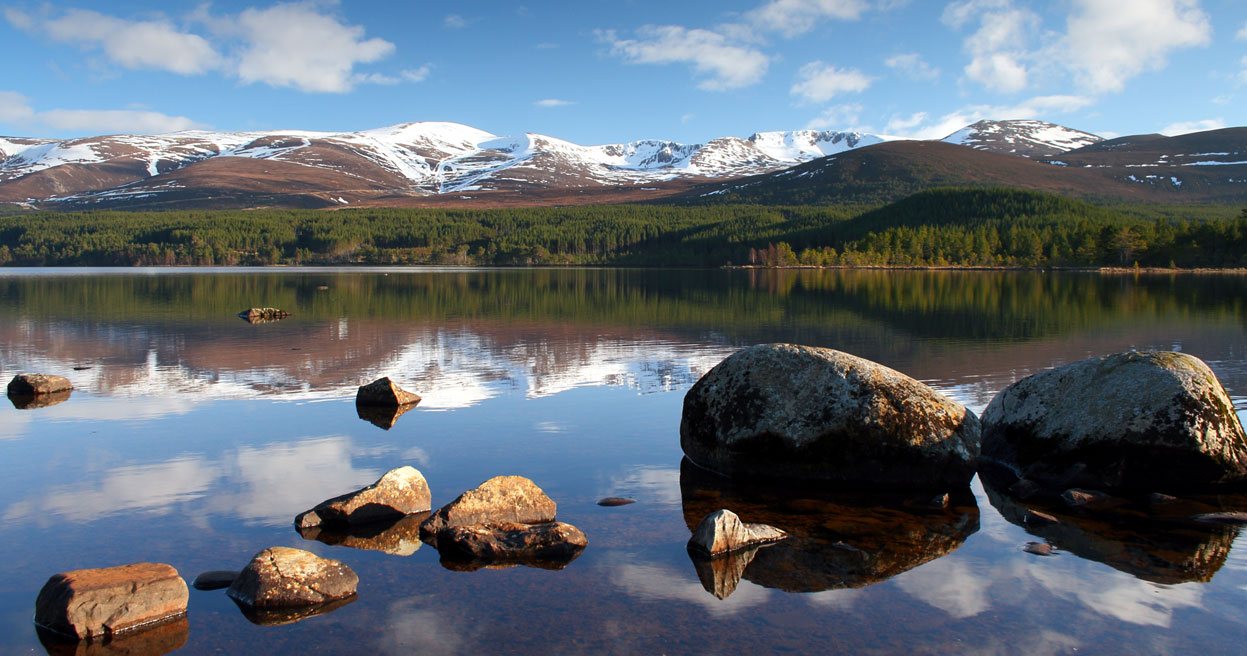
688 509 787 557
436 521 588 568
680 344 980 488
226 547 357 609
296 465 431 529
421 475 557 536
35 562 188 640
356 377 421 407
981 351 1247 492
191 570 239 591
9 373 73 396
596 497 636 507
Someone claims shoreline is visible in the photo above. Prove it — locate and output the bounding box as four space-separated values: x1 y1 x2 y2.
722 264 1247 274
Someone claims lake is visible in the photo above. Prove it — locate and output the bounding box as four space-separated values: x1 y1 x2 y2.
2 267 1246 654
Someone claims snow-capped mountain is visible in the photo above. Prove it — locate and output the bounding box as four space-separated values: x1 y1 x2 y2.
941 119 1102 158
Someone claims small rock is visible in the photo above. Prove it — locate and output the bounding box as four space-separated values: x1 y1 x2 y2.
8 373 73 397
1023 509 1060 526
296 465 431 529
226 547 357 609
931 493 951 509
72 365 92 371
436 521 588 567
192 570 239 591
35 562 188 640
1008 478 1042 500
1149 493 1179 505
1061 488 1113 508
238 307 289 324
688 509 787 557
597 497 636 507
356 377 421 408
1191 511 1247 525
1023 542 1055 556
421 475 557 536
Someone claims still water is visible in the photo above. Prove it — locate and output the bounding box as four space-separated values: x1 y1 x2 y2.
1 268 1246 654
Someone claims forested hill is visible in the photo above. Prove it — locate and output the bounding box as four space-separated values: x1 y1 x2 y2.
0 188 1243 268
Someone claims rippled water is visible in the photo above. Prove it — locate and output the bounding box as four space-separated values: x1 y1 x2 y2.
2 268 1246 654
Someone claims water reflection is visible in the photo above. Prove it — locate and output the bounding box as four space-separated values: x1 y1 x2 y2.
234 594 356 627
37 616 188 656
9 390 71 410
679 459 979 594
984 479 1241 584
298 513 428 556
356 403 415 430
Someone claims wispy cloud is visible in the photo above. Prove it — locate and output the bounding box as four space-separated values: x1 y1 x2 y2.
1159 118 1224 136
791 61 872 103
885 52 940 81
747 0 869 37
885 94 1094 139
534 98 575 107
444 14 467 29
805 103 864 130
0 91 203 134
600 25 769 91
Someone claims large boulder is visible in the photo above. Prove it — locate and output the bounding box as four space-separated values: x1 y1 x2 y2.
35 562 188 640
420 475 557 536
226 547 357 609
296 466 431 529
9 373 73 397
688 509 786 557
680 344 980 488
356 377 421 407
980 351 1247 492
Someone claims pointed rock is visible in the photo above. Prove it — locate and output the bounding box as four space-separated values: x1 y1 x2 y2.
421 475 556 536
296 465 431 529
688 509 787 557
226 547 357 609
35 562 188 640
356 377 421 407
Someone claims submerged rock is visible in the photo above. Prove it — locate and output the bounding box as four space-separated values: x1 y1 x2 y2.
688 509 787 557
8 373 73 397
238 308 289 323
356 377 421 408
596 497 636 507
296 465 431 529
38 615 188 656
680 344 980 488
226 547 357 609
980 350 1247 492
435 521 588 570
191 570 239 591
298 513 428 556
35 562 188 640
421 475 557 537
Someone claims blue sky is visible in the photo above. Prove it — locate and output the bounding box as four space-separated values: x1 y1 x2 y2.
0 0 1243 144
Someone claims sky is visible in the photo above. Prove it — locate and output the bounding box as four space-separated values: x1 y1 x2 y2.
0 0 1243 145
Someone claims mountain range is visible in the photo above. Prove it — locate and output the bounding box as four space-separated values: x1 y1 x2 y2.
1 119 1244 209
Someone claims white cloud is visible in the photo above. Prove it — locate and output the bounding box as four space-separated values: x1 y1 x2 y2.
534 98 575 107
944 0 1039 93
791 61 872 103
2 7 34 30
681 112 696 124
233 3 396 93
0 91 35 123
601 25 769 91
19 8 222 75
747 0 869 36
1160 118 1225 136
401 66 431 83
885 53 940 81
805 103 864 130
884 111 928 133
1058 0 1211 94
1238 22 1247 40
37 108 205 133
886 94 1094 139
444 14 467 29
352 66 431 86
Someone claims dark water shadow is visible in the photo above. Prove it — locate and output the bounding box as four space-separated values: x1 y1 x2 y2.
355 402 416 430
983 477 1243 584
679 458 979 597
233 594 357 627
10 390 72 409
297 513 429 556
37 615 188 655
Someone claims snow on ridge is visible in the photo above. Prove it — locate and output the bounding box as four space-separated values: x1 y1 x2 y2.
941 119 1101 158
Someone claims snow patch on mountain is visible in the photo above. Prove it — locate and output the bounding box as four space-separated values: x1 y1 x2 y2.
942 120 1101 158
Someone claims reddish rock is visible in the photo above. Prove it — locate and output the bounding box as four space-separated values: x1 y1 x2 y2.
421 475 557 536
226 547 357 609
8 373 73 396
356 377 421 407
436 521 588 566
34 563 188 640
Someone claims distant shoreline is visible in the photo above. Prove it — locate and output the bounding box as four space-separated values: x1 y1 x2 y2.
722 265 1247 274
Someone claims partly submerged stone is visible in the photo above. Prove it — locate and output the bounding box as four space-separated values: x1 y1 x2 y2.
356 377 421 408
421 475 557 537
238 308 289 324
688 509 787 557
680 344 980 488
8 373 73 397
596 497 636 507
191 570 239 591
435 521 588 569
296 466 431 529
35 562 188 640
226 547 357 609
980 351 1247 492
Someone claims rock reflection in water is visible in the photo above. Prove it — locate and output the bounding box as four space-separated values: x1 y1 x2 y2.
233 594 357 627
298 513 428 556
679 459 979 597
355 402 416 430
983 478 1241 584
10 390 72 409
38 616 189 656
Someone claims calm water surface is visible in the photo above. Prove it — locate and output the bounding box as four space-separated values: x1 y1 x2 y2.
2 268 1246 654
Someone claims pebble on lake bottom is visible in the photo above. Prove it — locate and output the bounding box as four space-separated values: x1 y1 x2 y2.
597 497 636 507
1023 542 1055 556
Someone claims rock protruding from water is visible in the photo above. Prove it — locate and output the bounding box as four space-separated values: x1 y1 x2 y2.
191 570 239 591
421 475 557 536
435 521 588 569
238 308 290 323
981 351 1247 492
296 466 431 529
597 497 636 507
35 562 188 640
356 377 421 407
680 344 981 488
688 509 787 557
8 373 73 397
227 547 357 609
